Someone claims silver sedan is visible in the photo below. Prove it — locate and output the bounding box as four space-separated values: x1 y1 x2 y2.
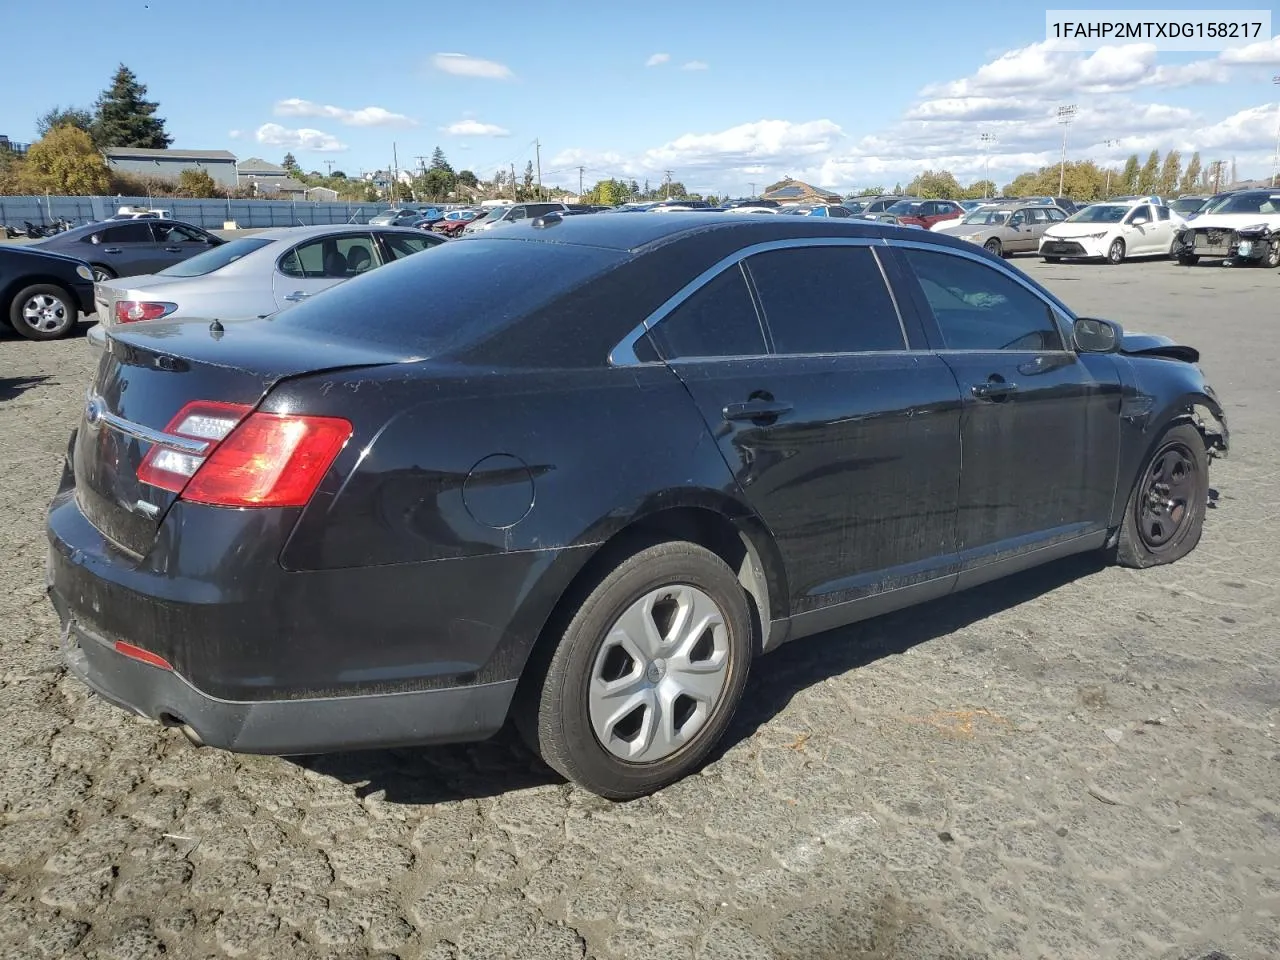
92 224 444 328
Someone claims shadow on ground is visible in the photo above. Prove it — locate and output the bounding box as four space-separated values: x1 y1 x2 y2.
0 375 52 401
297 552 1108 805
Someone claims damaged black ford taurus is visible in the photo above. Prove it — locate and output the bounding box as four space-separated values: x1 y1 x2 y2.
47 213 1229 799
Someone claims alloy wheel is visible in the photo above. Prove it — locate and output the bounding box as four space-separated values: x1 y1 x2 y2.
588 585 731 763
20 294 70 334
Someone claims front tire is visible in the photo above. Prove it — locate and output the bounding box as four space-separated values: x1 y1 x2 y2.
984 238 1002 257
1264 241 1280 269
1106 238 1126 264
90 264 116 282
1177 254 1199 266
1043 255 1061 263
1115 423 1209 569
517 541 753 800
8 284 78 341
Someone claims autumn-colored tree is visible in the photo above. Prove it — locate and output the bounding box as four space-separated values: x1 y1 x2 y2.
964 179 997 200
19 125 110 195
1156 150 1181 196
177 168 220 197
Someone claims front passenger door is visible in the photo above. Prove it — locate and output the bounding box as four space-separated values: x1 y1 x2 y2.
272 233 380 311
892 246 1121 584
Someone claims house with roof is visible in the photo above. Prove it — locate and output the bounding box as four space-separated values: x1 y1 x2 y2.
104 147 238 188
761 177 843 204
236 157 309 197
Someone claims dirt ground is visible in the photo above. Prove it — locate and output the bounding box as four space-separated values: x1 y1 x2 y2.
0 256 1276 960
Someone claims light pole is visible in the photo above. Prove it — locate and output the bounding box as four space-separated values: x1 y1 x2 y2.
1057 104 1078 196
979 133 996 197
1103 139 1119 198
1272 75 1280 188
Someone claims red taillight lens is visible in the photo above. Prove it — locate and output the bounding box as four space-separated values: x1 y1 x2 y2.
115 300 178 324
181 413 352 507
137 401 253 493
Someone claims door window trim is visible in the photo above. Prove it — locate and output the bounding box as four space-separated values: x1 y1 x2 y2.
609 237 911 366
884 239 1078 355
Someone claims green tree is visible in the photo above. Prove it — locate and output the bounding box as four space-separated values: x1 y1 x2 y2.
330 170 347 179
282 153 299 173
392 180 413 201
430 147 454 174
37 105 96 142
1120 154 1141 193
177 168 220 197
92 64 171 148
1157 150 1181 196
456 169 478 188
522 161 534 193
904 169 964 199
1179 153 1202 194
1136 149 1160 193
965 179 996 199
418 167 454 199
19 125 110 194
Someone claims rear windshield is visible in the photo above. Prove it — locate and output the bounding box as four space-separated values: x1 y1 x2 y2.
156 237 273 277
1204 192 1280 215
270 237 626 355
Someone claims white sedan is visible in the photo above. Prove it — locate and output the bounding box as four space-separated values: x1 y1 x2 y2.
1039 198 1183 264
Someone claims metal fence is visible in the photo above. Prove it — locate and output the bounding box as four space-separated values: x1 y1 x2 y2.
0 195 396 230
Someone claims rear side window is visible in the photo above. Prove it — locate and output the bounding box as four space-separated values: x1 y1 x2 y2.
649 264 766 359
271 237 625 355
746 246 905 354
100 223 151 243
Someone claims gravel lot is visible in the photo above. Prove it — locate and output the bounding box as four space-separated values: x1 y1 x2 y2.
0 256 1276 960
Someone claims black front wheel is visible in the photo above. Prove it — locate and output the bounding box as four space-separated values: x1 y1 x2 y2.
8 284 79 341
1177 254 1199 266
1115 423 1209 568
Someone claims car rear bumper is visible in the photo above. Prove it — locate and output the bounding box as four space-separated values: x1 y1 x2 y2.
52 600 516 754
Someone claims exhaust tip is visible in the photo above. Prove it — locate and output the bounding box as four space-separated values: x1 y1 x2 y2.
159 712 205 748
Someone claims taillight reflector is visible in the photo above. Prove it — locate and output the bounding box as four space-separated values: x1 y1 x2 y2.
137 401 252 494
115 300 178 324
181 413 352 508
114 641 172 671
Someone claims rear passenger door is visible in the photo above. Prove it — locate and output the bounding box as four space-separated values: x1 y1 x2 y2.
646 240 964 632
91 222 160 277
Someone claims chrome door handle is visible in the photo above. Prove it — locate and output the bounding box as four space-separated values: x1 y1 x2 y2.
971 381 1017 401
283 291 311 302
723 399 793 421
103 247 122 254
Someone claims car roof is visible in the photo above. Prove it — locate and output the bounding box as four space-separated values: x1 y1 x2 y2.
232 224 428 242
459 211 951 254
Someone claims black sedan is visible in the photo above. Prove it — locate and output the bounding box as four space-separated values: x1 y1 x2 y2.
1 244 95 340
33 219 224 282
47 213 1228 799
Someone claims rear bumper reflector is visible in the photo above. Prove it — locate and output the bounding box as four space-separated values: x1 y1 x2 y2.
114 640 173 671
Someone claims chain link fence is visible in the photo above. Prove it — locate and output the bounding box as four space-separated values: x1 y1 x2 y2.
0 195 395 231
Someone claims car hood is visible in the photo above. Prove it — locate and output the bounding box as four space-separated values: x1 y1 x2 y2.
1186 213 1280 230
5 243 90 267
931 220 976 234
1120 330 1198 363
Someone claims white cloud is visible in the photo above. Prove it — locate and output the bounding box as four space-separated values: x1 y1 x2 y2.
645 53 670 67
254 123 347 153
228 129 242 139
432 52 514 80
442 119 510 137
681 60 709 71
1220 34 1280 64
643 119 843 169
274 98 417 127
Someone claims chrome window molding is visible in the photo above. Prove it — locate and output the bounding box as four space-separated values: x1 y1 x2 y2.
608 236 912 367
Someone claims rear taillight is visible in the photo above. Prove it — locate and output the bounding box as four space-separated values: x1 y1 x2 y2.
115 300 178 324
136 400 352 508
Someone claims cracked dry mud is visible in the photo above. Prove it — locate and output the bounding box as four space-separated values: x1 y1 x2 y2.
0 259 1276 960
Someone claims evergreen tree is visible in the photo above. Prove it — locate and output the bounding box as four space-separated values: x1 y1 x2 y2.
1120 154 1141 193
1136 149 1160 193
1157 150 1181 196
282 153 299 173
429 147 454 174
1179 153 1202 194
92 65 171 149
37 106 96 143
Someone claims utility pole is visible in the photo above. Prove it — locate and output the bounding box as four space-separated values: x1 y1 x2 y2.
1102 139 1119 197
511 163 517 201
324 160 335 176
748 181 756 197
979 133 996 197
1272 75 1280 187
535 139 542 200
1056 105 1077 197
664 170 673 198
578 166 585 196
392 141 399 201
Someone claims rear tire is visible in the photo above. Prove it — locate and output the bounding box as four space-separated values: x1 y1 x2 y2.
1115 423 1209 569
516 540 753 800
8 284 78 341
1264 242 1280 269
1177 254 1199 266
984 238 1002 257
1043 256 1061 263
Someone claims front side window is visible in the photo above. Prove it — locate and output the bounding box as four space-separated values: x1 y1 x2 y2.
152 223 206 243
381 232 436 261
746 246 905 355
649 263 767 359
900 248 1064 352
279 234 380 278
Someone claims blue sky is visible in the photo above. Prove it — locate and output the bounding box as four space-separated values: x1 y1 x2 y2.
3 0 1277 193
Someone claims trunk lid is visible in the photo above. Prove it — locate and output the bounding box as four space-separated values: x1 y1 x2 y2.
73 316 419 556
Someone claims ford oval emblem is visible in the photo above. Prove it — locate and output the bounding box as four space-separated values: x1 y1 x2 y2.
85 398 105 425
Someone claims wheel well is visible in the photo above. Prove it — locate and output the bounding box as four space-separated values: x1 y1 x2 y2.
513 506 785 710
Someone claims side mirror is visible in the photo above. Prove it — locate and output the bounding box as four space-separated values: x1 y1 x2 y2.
1131 217 1149 226
1073 317 1122 353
